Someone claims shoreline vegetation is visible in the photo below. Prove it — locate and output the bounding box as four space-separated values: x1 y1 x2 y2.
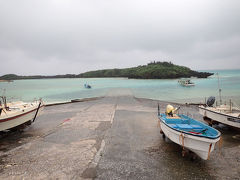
0 61 213 80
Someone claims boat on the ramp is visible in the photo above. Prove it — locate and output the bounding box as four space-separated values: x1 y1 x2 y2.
199 96 240 128
0 96 44 131
199 73 240 128
158 104 221 160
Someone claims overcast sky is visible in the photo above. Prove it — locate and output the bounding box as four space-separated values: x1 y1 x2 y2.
0 0 240 75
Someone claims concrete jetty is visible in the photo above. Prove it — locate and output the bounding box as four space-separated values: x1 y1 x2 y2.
0 92 240 179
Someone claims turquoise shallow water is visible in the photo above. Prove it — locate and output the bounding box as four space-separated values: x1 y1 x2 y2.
0 69 240 105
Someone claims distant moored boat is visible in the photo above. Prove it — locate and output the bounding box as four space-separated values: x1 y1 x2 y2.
84 83 91 89
178 79 195 86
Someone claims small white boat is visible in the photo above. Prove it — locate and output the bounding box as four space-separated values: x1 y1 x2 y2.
0 96 44 131
178 79 195 86
199 97 240 128
158 105 221 160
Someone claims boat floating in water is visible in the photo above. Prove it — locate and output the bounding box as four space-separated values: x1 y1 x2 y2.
0 96 44 131
84 83 91 89
178 79 195 87
199 96 240 128
158 104 221 160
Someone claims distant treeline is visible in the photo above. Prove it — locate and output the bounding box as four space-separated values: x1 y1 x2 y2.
0 74 79 80
0 61 213 80
78 61 213 79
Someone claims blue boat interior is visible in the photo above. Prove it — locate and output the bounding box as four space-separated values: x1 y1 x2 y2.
159 114 220 138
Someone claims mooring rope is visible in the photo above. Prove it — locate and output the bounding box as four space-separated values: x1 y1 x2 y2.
179 132 185 150
217 136 223 157
218 136 223 149
207 143 212 160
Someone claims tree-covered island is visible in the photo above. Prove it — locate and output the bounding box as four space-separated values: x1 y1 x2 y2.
0 61 213 80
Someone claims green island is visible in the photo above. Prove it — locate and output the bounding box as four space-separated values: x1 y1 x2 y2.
0 61 213 80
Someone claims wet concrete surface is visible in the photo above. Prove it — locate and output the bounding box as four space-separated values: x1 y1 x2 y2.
0 97 116 179
0 92 240 179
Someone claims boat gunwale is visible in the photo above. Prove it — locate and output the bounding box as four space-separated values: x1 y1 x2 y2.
0 105 44 123
158 115 221 139
199 106 240 120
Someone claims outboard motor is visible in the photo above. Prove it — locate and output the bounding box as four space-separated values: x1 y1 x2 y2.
206 96 215 107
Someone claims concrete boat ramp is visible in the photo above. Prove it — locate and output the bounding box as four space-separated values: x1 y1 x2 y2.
0 92 240 179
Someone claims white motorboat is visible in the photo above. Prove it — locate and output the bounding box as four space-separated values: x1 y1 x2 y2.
199 97 240 128
199 72 240 128
0 96 44 131
158 104 221 160
178 79 195 87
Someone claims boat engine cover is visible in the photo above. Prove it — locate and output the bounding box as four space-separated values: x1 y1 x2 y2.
207 96 215 107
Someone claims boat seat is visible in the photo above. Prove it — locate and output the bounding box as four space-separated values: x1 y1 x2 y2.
165 119 183 124
168 124 178 128
191 125 203 129
176 124 193 129
166 115 181 119
176 124 204 130
181 120 189 124
168 124 204 131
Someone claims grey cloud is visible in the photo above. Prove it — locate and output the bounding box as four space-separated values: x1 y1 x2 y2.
0 0 240 75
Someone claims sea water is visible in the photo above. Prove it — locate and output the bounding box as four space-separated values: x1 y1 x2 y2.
0 69 240 105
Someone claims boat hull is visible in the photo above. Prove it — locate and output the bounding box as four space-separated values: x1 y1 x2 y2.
160 119 220 160
199 106 240 128
183 84 195 87
0 104 44 131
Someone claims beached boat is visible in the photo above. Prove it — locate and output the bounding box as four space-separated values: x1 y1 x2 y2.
199 97 240 128
178 79 195 86
0 96 44 131
199 73 240 128
84 83 91 89
158 105 221 160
